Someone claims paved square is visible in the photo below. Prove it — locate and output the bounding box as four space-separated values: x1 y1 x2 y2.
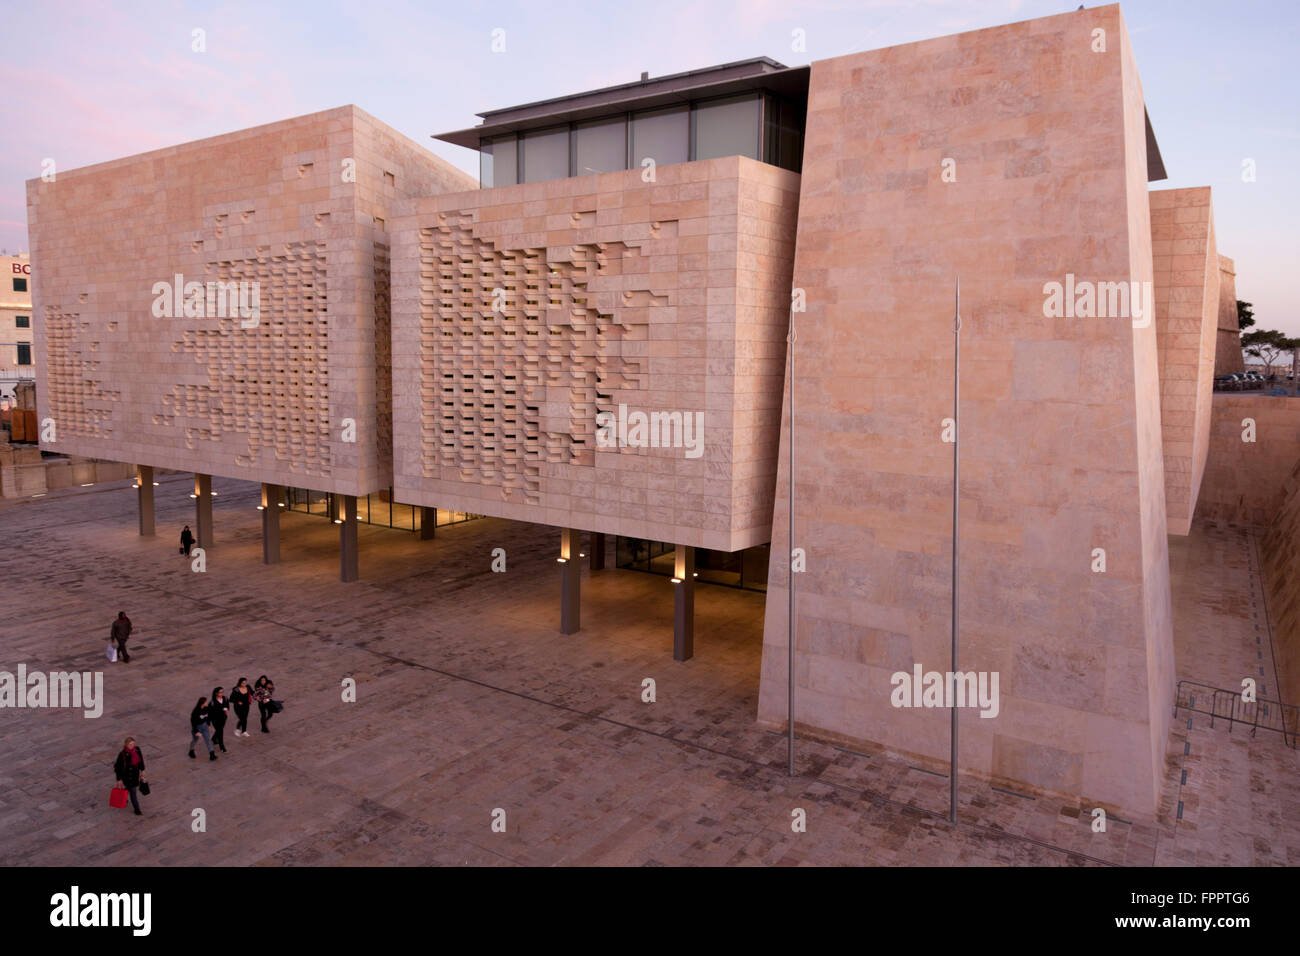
0 476 1295 865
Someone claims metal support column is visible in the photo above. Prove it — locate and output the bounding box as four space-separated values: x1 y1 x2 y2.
261 483 281 565
673 545 695 661
560 528 580 634
419 506 437 540
339 494 359 582
136 465 155 537
590 532 605 571
194 473 213 549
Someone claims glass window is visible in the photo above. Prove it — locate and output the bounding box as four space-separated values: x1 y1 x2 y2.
521 127 569 183
631 106 688 169
16 343 32 365
693 94 761 162
573 118 626 176
15 315 29 328
481 135 518 188
12 277 27 293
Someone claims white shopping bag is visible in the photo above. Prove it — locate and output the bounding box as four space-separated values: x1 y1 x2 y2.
106 643 117 662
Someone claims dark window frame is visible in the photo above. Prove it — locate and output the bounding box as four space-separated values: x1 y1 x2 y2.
16 342 32 365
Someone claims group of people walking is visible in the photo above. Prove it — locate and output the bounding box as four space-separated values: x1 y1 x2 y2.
111 676 279 817
189 676 278 759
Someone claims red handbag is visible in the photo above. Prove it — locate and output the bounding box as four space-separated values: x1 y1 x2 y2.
109 786 129 809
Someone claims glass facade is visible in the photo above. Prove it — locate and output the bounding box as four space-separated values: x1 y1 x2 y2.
692 94 761 162
284 487 481 533
630 105 689 168
480 135 518 189
479 91 804 187
521 126 569 183
572 117 627 176
616 537 770 593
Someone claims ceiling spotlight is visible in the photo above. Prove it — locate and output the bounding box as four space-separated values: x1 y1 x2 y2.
670 577 682 584
256 505 265 511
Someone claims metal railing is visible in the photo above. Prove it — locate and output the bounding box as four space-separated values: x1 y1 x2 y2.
1174 679 1298 748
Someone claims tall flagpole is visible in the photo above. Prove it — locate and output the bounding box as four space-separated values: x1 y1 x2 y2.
950 277 961 823
787 319 796 776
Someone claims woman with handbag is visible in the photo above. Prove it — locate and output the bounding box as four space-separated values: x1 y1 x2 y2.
208 686 230 753
230 677 253 737
188 696 217 761
112 737 146 816
254 675 276 734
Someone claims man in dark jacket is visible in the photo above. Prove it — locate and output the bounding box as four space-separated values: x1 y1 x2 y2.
180 525 195 556
110 611 132 663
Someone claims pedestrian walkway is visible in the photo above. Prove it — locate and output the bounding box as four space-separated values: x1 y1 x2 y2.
0 479 1294 865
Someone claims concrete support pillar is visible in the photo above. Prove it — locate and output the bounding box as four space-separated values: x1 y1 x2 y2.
339 494 359 582
194 474 213 549
560 527 580 634
136 465 155 537
261 483 281 565
590 532 605 571
328 492 340 522
420 506 437 540
673 545 695 662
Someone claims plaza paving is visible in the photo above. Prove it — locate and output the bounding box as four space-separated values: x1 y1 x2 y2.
0 474 1295 866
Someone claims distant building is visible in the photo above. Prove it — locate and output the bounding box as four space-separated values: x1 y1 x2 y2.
0 253 34 403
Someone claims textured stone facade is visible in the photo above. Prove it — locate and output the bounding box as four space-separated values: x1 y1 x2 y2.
758 5 1175 815
1214 255 1244 375
26 106 474 495
1150 187 1219 535
391 157 799 551
1196 394 1300 525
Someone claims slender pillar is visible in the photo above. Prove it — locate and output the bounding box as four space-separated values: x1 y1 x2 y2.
194 473 213 548
136 465 155 537
339 494 359 582
420 506 437 540
590 532 605 571
560 528 580 634
261 483 281 565
673 545 695 661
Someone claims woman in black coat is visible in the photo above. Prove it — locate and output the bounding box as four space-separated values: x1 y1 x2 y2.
230 677 252 738
113 737 146 816
189 696 216 761
208 686 230 753
180 525 195 556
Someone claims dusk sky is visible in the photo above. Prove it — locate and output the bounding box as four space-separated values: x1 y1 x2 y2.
2 0 1296 336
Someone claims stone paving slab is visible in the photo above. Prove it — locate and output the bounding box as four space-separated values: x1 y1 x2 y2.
0 478 1294 865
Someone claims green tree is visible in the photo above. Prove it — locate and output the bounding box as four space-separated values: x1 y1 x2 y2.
1241 328 1300 378
1237 300 1255 331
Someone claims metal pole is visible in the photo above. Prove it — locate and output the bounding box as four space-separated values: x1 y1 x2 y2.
788 320 796 776
950 277 960 823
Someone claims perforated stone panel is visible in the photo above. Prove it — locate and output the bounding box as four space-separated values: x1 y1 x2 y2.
27 106 476 493
392 158 800 551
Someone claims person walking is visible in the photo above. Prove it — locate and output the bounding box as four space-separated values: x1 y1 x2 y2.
188 696 217 761
180 525 195 556
230 678 253 738
110 611 132 663
254 675 276 734
112 737 147 816
208 686 230 753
